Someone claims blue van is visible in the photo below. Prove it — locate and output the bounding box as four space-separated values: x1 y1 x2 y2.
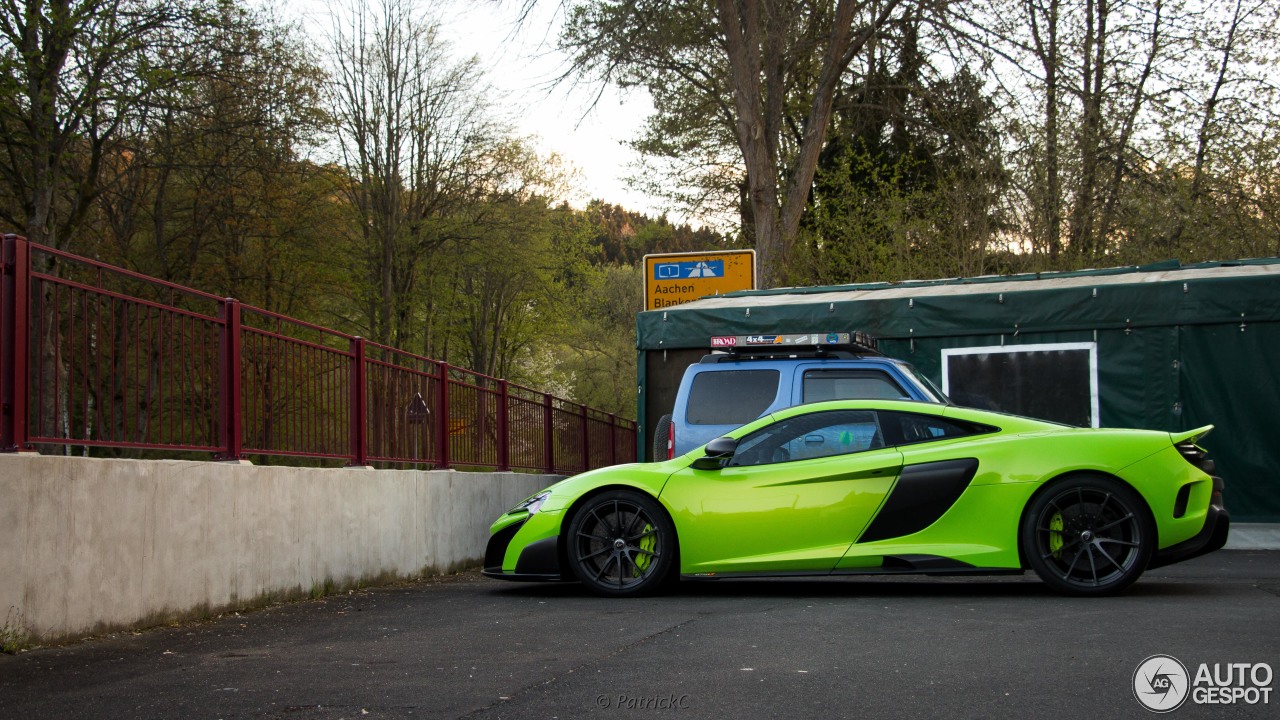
653 333 946 459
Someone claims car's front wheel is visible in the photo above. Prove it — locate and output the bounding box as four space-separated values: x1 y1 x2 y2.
565 490 676 597
1022 475 1155 596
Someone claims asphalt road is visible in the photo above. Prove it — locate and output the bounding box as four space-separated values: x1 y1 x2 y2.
2 551 1277 720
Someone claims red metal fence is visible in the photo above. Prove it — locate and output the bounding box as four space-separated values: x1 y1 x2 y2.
0 234 636 472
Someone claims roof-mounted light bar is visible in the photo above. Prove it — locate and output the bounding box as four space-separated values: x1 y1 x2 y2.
709 331 879 355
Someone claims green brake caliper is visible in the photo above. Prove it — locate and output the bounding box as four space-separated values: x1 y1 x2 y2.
633 523 655 575
1048 512 1064 559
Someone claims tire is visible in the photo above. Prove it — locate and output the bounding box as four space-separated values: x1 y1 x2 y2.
565 490 677 598
652 414 673 461
1021 474 1155 597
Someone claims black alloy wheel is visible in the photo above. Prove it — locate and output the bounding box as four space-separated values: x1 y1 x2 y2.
1022 475 1155 596
566 490 676 597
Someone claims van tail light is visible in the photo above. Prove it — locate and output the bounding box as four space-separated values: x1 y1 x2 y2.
667 422 675 459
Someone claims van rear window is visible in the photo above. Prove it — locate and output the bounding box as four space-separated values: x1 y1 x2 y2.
687 370 780 425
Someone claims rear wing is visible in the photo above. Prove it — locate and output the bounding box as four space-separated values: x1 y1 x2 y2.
1170 425 1213 445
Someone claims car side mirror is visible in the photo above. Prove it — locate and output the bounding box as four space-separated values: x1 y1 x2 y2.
690 436 738 471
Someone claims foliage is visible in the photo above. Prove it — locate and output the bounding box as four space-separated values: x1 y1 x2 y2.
553 263 645 416
561 0 914 286
558 0 1280 283
795 62 1010 284
0 0 230 249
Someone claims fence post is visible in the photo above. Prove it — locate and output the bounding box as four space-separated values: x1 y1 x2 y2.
542 393 554 474
1 234 31 452
607 413 616 467
579 403 589 472
435 361 450 469
348 337 368 466
216 299 243 461
496 379 510 472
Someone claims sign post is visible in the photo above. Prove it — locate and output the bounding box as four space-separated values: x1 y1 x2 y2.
642 250 756 311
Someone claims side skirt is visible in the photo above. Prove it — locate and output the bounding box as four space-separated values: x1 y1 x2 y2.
682 555 1024 580
481 570 569 582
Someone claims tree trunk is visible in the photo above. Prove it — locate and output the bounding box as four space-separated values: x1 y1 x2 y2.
716 0 903 287
1069 0 1108 259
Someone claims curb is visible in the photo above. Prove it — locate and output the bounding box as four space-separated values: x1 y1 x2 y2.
1224 523 1280 551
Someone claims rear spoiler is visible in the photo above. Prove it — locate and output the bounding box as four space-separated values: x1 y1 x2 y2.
1170 425 1214 445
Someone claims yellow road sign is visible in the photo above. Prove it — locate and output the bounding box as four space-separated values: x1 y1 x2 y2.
643 250 757 311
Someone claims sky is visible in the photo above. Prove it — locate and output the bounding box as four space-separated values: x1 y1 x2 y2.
287 0 666 219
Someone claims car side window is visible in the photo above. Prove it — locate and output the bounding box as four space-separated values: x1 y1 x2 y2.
802 369 909 402
879 411 996 446
728 410 884 467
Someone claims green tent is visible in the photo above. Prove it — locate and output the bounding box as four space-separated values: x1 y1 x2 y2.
636 259 1280 521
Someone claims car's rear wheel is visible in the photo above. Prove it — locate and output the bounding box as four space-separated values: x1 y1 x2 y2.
1022 475 1154 597
565 490 676 597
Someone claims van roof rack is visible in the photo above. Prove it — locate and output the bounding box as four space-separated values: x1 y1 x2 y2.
704 331 882 360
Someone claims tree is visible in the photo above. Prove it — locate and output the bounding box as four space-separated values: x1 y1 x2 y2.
0 0 220 250
798 64 1008 284
1161 0 1280 257
581 200 733 265
435 149 575 380
556 262 644 416
562 0 909 287
89 2 331 304
51 3 335 456
946 0 1280 264
327 0 506 349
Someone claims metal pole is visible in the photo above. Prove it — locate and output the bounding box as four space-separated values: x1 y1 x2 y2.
348 337 367 466
579 403 589 472
496 379 510 472
607 412 616 467
542 393 554 474
1 234 31 452
216 299 243 461
435 361 450 469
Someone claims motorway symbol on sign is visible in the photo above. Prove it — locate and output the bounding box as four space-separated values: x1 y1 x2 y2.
653 260 725 279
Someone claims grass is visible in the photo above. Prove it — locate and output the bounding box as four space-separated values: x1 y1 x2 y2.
2 607 31 653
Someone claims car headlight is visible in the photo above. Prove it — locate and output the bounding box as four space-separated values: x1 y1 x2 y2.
510 491 552 515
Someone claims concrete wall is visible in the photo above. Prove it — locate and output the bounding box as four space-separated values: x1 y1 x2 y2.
0 455 557 644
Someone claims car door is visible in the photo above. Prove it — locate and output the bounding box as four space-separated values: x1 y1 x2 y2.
835 410 995 569
660 409 904 575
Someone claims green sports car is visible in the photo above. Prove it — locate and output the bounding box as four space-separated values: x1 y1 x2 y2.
483 400 1229 597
